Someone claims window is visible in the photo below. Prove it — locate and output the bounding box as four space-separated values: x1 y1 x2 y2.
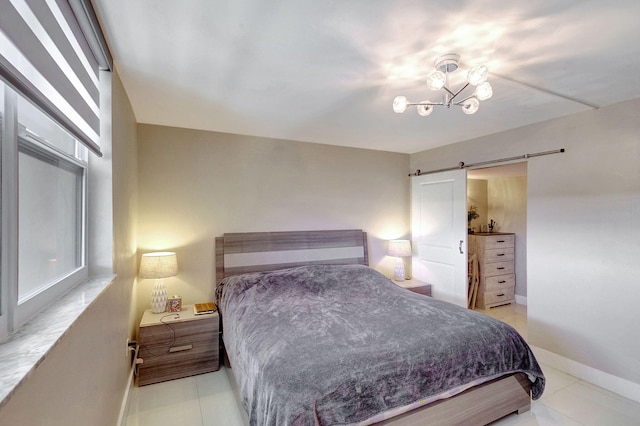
0 0 111 340
1 80 89 332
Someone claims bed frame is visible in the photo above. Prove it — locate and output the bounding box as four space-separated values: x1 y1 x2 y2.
215 229 531 426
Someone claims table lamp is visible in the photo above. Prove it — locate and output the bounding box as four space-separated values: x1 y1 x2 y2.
387 240 412 281
139 251 178 313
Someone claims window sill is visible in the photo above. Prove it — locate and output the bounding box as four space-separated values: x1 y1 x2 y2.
0 274 116 409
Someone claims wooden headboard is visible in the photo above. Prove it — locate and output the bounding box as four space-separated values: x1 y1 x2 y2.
215 229 368 284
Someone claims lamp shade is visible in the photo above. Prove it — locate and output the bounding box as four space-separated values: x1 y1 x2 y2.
387 240 412 257
139 252 178 279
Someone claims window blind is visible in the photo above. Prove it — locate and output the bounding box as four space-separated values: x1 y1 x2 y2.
0 0 110 156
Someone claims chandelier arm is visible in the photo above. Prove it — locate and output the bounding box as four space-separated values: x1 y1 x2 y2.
453 95 476 106
407 101 444 107
449 82 470 102
441 86 456 97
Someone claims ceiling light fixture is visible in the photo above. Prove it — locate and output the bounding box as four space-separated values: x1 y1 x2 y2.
393 53 492 116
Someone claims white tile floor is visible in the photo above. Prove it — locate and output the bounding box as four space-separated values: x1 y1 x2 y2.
125 304 640 426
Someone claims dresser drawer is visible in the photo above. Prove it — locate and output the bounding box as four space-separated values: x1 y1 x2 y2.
483 287 515 306
483 248 514 262
484 274 515 291
480 260 514 277
480 234 515 250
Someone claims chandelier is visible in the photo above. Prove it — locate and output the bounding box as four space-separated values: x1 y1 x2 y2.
393 53 493 116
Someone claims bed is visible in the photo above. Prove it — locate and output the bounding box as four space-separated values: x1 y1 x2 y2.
215 230 544 426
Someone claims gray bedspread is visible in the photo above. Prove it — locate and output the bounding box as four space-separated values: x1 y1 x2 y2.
216 264 544 426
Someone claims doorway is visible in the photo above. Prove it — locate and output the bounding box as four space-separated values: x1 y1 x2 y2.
467 162 528 306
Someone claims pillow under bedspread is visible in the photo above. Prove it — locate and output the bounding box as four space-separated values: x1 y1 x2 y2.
216 264 545 426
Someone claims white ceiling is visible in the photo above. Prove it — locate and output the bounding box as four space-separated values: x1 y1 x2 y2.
92 1 640 154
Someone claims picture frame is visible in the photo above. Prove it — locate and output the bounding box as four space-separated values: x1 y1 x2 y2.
167 295 182 312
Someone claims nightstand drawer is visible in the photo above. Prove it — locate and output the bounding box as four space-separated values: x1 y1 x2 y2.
396 278 432 297
137 342 218 386
407 284 432 297
139 318 216 351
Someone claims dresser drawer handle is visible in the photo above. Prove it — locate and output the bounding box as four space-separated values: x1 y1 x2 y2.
498 280 506 283
497 253 505 256
497 267 505 270
497 240 505 243
497 293 505 297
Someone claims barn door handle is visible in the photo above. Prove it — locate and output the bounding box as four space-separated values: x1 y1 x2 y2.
459 240 464 254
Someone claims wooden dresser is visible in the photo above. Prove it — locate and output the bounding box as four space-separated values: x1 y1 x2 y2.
136 306 220 386
469 233 515 309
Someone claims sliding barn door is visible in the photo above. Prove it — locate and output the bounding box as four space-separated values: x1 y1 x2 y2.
411 169 468 307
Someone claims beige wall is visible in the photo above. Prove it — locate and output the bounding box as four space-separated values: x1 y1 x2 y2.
411 97 640 397
467 179 487 232
0 68 138 424
111 72 140 337
136 125 410 320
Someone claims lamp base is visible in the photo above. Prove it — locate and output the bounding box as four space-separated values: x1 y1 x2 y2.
151 279 168 313
393 258 405 281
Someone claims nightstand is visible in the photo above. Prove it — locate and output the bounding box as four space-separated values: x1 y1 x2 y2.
396 278 432 297
136 305 220 386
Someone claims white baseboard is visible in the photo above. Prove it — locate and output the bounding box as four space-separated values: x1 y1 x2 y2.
515 295 527 306
531 345 640 403
117 347 138 426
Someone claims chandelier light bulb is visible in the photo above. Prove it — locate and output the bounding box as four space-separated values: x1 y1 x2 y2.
475 82 493 100
467 64 489 86
427 71 446 90
462 97 480 114
393 96 408 113
417 102 434 116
